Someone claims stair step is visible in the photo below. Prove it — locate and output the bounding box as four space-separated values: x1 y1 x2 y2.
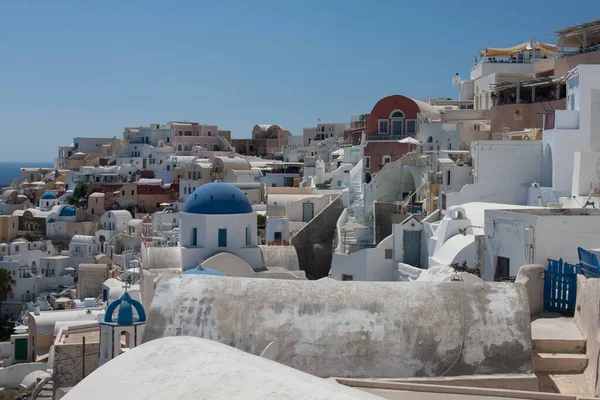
531 317 586 354
533 338 586 354
533 353 588 374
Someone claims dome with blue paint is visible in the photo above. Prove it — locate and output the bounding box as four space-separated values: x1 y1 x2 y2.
183 181 252 215
181 267 225 276
59 206 77 217
40 192 57 200
103 292 147 326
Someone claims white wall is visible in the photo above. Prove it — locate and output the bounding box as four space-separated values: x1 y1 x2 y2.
445 141 542 208
330 235 395 281
0 362 46 389
484 210 600 280
286 195 331 223
180 212 261 270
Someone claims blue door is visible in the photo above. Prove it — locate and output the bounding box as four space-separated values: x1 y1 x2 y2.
544 259 578 314
403 230 421 267
218 229 227 247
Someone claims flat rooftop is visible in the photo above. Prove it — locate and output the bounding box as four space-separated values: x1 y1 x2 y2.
494 208 600 216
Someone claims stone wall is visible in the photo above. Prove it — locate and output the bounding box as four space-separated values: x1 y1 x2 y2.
374 202 409 244
290 195 343 279
144 276 532 379
574 275 600 397
52 342 100 392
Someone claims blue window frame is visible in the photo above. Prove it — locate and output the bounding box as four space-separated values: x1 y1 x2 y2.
218 228 227 247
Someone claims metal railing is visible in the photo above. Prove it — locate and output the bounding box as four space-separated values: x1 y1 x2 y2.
365 134 413 141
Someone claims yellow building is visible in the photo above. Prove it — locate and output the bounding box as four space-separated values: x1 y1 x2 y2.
0 215 19 243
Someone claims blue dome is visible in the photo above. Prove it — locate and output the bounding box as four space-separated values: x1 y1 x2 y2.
40 192 56 200
182 267 225 276
59 206 76 217
103 292 147 325
183 181 253 215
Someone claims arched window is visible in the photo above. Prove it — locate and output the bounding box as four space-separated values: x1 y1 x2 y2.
382 155 392 165
427 136 433 143
390 110 405 136
177 144 182 151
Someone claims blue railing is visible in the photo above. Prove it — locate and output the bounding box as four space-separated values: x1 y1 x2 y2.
544 258 578 314
577 247 600 278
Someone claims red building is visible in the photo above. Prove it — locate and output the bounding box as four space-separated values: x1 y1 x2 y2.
363 95 439 173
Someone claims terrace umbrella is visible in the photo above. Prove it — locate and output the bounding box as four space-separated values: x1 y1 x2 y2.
398 137 421 151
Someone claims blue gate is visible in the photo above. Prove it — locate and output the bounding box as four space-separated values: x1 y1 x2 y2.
577 247 600 278
544 258 578 314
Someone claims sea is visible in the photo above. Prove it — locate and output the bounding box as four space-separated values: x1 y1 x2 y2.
0 162 54 187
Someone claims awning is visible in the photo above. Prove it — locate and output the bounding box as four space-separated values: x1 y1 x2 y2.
479 40 559 58
556 19 600 48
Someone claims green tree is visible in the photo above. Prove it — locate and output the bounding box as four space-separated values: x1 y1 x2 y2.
0 269 15 321
69 182 89 205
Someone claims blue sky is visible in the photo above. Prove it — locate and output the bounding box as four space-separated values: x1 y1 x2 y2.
0 0 596 162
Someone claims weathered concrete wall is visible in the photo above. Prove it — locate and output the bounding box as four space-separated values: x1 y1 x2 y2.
374 203 408 245
52 342 100 392
144 276 532 379
574 275 600 397
0 362 46 389
290 195 343 279
515 265 544 315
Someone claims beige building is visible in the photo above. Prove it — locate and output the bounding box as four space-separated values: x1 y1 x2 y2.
0 215 19 243
87 193 107 217
77 264 111 300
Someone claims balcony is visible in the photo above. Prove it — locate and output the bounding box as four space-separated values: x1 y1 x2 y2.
365 134 412 142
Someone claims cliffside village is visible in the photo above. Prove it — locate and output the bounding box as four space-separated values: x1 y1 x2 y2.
2 18 600 400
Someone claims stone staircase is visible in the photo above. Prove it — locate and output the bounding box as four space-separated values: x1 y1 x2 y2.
531 317 591 397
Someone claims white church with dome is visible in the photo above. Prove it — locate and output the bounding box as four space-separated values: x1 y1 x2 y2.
180 181 262 271
141 181 303 279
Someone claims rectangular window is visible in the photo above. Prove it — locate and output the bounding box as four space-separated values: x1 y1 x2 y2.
385 249 393 259
192 227 197 246
218 229 227 247
364 156 371 169
341 274 354 281
378 120 389 134
337 180 342 187
446 170 451 186
406 120 416 134
246 226 251 246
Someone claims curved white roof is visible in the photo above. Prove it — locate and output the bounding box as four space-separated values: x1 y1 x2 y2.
63 337 379 400
71 235 95 243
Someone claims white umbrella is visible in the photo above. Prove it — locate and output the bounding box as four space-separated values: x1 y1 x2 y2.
64 267 76 272
160 202 171 207
398 137 420 145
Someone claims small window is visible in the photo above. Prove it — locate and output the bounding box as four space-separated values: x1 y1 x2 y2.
364 156 371 169
337 180 342 187
131 190 134 196
218 229 227 247
378 120 389 134
385 249 393 259
406 120 416 134
245 226 251 246
122 190 125 196
341 274 354 281
447 170 451 186
382 156 391 165
427 136 433 143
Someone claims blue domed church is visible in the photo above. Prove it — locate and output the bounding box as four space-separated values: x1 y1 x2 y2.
180 181 263 271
